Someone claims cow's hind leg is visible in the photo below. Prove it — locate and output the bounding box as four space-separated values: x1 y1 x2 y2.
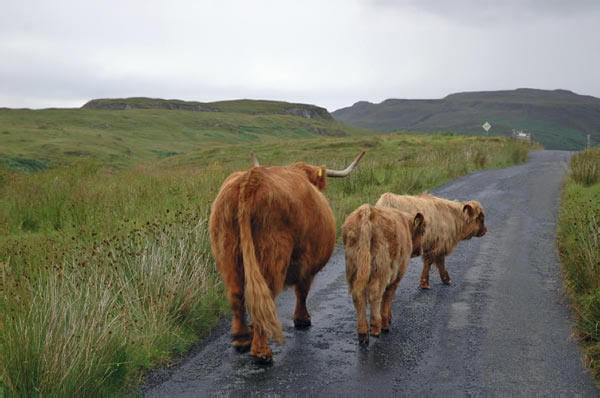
434 257 452 285
250 329 273 365
224 275 252 353
381 277 401 332
352 289 369 345
293 274 315 328
368 280 383 337
248 242 290 364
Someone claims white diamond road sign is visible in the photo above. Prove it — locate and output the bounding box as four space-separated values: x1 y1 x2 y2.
482 122 491 132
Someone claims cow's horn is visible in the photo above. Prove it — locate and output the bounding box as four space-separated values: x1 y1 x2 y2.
250 151 260 167
326 151 366 177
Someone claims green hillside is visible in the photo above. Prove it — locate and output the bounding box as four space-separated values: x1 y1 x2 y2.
332 88 600 150
0 98 370 171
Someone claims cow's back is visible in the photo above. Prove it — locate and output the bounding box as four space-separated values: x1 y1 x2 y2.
210 166 335 283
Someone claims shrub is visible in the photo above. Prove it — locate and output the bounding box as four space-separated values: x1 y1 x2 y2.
571 149 600 187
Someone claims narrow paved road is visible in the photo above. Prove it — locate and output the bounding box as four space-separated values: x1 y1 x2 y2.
144 150 596 396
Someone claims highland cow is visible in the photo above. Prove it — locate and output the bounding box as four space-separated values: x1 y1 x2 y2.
376 193 487 289
209 152 365 363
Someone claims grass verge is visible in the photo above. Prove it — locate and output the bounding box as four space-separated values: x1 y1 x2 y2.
558 148 600 383
0 210 228 396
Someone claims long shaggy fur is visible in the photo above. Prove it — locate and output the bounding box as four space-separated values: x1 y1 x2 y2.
209 162 336 357
353 205 373 296
376 193 486 260
342 204 425 341
238 171 284 343
375 192 487 288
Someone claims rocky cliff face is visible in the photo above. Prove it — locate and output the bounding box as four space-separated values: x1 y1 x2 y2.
284 106 332 120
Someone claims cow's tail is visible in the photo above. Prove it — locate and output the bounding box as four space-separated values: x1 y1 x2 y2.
238 171 284 344
352 205 373 296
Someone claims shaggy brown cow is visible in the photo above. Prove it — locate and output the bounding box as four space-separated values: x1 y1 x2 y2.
342 205 425 344
209 152 365 363
376 193 487 289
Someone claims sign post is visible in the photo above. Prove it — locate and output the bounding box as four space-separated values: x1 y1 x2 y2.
482 121 491 144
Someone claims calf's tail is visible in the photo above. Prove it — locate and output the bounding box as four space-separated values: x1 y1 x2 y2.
352 205 373 296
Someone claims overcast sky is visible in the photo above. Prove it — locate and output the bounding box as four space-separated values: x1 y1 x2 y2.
1 0 599 111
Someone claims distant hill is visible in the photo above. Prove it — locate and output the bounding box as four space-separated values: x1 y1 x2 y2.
0 98 371 171
82 97 333 120
332 89 600 150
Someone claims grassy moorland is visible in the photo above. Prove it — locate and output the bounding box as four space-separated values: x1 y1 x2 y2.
558 148 600 383
0 105 536 396
0 99 369 171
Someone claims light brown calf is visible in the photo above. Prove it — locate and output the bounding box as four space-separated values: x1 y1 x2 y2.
376 193 487 289
342 204 425 344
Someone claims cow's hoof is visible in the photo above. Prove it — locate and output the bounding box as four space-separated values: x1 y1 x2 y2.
233 342 251 353
442 278 452 285
252 354 273 365
370 330 381 338
419 282 431 290
382 318 391 331
358 333 369 345
293 318 311 328
232 332 252 353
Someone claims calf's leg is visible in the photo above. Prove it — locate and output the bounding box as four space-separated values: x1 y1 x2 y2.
381 277 401 332
352 290 369 345
434 257 452 285
420 258 433 289
368 280 383 337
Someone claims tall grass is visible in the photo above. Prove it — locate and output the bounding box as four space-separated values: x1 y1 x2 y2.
0 211 228 396
0 161 222 236
558 147 600 382
570 149 600 187
0 134 534 396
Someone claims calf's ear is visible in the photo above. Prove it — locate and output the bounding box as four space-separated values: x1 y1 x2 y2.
413 213 425 232
463 204 475 217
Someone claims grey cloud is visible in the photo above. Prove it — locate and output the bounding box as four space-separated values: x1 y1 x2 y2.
366 0 600 24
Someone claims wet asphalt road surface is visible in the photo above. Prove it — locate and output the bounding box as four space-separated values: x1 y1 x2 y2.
143 150 597 396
